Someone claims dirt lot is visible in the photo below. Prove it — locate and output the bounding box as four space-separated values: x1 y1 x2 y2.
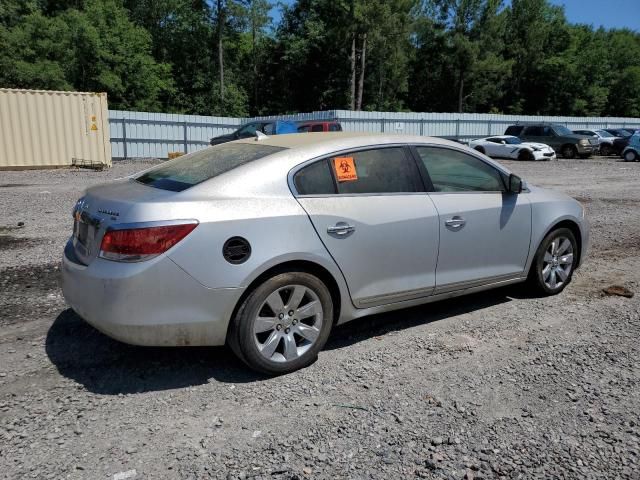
0 157 639 480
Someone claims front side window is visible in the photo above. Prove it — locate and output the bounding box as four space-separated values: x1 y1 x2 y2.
416 147 505 193
137 143 286 192
311 124 324 132
329 147 422 194
524 126 543 136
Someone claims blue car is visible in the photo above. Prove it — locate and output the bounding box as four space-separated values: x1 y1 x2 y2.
622 131 640 162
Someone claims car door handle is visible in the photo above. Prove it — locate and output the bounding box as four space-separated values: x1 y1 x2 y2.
445 216 466 230
327 223 355 236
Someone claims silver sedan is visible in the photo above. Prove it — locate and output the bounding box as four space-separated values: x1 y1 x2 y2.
62 133 589 374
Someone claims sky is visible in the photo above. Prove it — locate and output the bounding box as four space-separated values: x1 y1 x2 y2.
270 0 639 32
549 0 639 31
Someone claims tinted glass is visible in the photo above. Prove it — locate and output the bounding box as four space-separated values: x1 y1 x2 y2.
524 126 543 136
553 125 573 136
137 143 286 192
311 124 324 132
505 137 522 144
330 147 422 194
294 160 335 195
329 123 342 132
236 123 259 138
416 147 505 192
505 126 523 136
297 125 311 133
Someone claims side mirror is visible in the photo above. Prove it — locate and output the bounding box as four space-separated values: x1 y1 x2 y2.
508 174 523 194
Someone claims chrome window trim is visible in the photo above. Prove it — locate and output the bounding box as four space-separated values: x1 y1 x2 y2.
288 142 517 198
288 143 422 197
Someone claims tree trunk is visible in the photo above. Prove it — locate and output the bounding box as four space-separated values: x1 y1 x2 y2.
217 0 225 103
356 33 367 111
458 70 464 113
350 34 356 110
252 6 257 114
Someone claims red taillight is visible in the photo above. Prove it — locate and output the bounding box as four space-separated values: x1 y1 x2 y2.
100 223 198 262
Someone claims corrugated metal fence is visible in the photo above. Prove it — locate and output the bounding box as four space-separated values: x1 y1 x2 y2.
109 109 640 159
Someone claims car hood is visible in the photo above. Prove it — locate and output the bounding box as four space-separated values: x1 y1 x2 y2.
521 142 551 149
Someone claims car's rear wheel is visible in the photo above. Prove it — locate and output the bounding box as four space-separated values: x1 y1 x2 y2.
561 145 577 159
228 272 333 374
474 146 485 154
528 228 577 296
623 150 638 162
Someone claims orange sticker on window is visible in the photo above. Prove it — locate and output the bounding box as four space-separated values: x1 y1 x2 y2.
334 157 358 182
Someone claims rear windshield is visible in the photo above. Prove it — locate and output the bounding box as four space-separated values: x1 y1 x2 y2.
136 143 286 191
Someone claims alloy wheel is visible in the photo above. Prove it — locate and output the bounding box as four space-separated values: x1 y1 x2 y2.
541 236 574 290
253 285 323 363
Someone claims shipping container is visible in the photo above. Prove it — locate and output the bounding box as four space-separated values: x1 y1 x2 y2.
0 88 111 170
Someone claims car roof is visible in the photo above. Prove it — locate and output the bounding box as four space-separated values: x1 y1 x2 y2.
235 131 461 150
187 132 511 197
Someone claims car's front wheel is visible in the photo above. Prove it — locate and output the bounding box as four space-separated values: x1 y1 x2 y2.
623 150 638 162
228 271 334 374
528 228 578 295
600 144 612 156
561 145 577 159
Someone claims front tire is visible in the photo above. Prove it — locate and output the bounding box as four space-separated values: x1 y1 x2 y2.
623 150 638 162
228 271 334 374
518 149 534 161
561 145 577 159
600 144 612 156
528 228 578 296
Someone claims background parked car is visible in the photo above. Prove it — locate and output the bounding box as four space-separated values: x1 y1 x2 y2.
210 120 298 145
469 135 556 161
297 120 342 132
622 131 640 162
505 123 598 159
572 129 618 156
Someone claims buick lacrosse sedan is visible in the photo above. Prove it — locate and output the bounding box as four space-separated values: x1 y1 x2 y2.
62 133 589 374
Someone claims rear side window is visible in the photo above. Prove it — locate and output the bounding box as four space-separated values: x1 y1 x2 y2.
524 126 544 136
311 124 324 132
137 143 286 192
330 147 422 194
294 160 335 195
416 147 505 192
504 126 523 136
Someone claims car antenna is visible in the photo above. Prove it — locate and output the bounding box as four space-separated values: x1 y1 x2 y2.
255 131 268 141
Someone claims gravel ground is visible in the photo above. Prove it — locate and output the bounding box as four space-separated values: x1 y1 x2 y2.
0 157 638 480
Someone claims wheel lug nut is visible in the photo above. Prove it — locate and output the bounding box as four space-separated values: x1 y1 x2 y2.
285 328 290 334
276 324 282 331
278 313 284 319
292 319 297 325
288 310 294 316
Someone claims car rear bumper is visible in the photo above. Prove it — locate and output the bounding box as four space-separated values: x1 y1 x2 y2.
61 240 243 346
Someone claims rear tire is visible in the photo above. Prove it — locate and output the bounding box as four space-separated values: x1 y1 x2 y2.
474 146 486 154
527 228 578 296
227 271 333 375
561 145 577 159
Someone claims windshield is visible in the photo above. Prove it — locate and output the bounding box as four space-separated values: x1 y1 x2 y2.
552 125 573 136
136 143 286 192
504 137 522 145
